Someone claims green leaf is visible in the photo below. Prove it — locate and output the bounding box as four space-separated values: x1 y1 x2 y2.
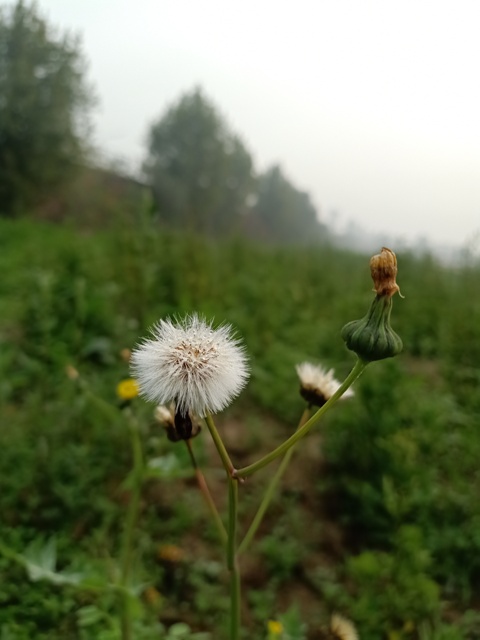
77 605 104 627
145 453 192 480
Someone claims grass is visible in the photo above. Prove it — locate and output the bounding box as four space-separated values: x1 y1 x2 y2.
1 215 480 639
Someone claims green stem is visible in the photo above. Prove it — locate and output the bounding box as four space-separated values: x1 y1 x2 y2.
230 559 241 640
119 411 144 640
238 408 311 555
204 412 235 475
227 477 238 570
228 477 241 640
185 439 227 546
235 359 367 479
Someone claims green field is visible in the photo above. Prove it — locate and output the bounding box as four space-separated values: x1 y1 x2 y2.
1 217 480 640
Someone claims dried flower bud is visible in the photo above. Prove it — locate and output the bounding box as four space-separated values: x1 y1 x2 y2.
143 586 163 608
154 404 201 442
157 543 185 563
370 246 400 298
65 364 80 381
154 404 174 426
120 348 132 363
342 248 403 362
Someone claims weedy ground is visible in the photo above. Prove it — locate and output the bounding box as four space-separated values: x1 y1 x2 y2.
1 217 480 639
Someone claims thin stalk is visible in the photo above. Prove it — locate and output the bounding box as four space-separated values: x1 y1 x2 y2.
119 413 144 640
238 407 311 555
230 560 241 640
185 439 227 546
227 477 241 640
227 478 238 570
204 412 235 475
235 359 367 479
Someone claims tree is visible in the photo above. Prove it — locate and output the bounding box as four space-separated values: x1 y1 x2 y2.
143 88 255 235
250 165 327 244
0 1 93 215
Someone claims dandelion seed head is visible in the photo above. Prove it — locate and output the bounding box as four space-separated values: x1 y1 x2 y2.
296 362 354 406
131 314 249 417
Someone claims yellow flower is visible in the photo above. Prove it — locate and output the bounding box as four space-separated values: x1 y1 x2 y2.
116 378 139 400
267 620 283 636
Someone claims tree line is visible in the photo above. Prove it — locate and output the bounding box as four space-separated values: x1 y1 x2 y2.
0 1 328 244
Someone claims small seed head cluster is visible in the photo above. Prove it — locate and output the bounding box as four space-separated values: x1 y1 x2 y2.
330 613 359 640
154 404 175 427
296 362 354 407
131 314 249 418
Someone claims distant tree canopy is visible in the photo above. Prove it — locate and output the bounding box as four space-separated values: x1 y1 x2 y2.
252 165 326 244
0 1 93 215
143 88 255 235
144 87 327 244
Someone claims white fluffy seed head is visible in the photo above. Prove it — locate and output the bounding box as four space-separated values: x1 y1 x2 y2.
131 314 249 417
295 362 354 402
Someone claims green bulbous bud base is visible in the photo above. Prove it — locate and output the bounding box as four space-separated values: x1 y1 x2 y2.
341 294 403 362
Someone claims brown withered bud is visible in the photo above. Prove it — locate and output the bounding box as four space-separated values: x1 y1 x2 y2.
370 247 401 298
342 247 403 362
65 364 80 381
154 404 201 442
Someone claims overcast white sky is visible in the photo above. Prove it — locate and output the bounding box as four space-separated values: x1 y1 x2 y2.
36 0 480 247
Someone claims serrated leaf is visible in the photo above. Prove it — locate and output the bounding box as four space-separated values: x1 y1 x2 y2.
168 623 192 637
5 538 84 586
77 605 104 627
24 537 57 573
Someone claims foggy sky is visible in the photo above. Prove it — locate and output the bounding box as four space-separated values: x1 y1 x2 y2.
33 0 480 248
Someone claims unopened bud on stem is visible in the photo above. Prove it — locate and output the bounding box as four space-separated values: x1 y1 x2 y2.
342 247 403 362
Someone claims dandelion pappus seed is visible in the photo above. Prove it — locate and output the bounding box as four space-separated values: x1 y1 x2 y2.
131 313 249 417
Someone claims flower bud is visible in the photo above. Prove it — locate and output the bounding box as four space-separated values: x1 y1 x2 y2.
341 295 403 362
370 247 401 298
154 404 201 442
341 247 403 362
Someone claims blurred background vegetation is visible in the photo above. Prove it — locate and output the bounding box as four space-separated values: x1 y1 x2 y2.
1 2 480 639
